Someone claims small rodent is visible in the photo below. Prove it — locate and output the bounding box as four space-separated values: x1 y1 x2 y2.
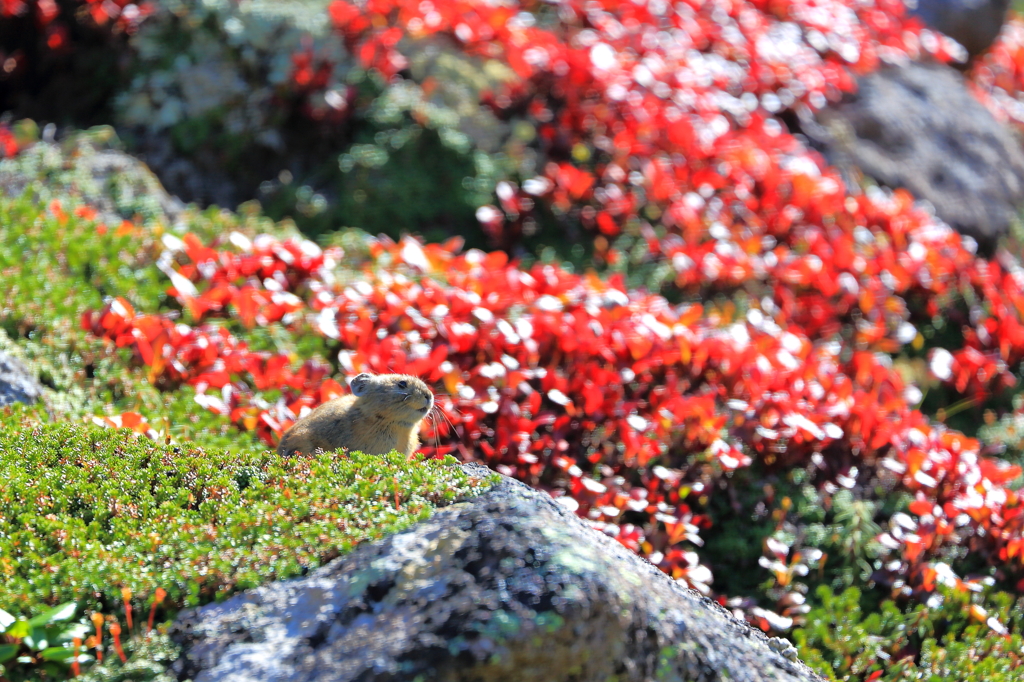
276 373 434 457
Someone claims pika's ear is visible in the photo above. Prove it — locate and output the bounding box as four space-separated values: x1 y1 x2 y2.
350 373 373 396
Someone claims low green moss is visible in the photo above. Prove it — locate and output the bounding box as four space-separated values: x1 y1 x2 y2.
0 409 493 618
0 189 164 329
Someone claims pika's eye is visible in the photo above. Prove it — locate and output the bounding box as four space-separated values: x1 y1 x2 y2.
397 380 408 389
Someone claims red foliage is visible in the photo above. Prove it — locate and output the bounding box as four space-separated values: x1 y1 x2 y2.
85 227 1024 602
320 0 956 255
0 123 19 157
91 411 156 439
311 0 1024 407
970 18 1024 127
69 0 1024 624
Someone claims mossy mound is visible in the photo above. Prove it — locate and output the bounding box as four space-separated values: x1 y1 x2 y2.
0 410 490 618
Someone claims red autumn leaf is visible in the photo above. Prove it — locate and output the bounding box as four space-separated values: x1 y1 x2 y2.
908 498 935 517
119 412 145 430
320 378 345 402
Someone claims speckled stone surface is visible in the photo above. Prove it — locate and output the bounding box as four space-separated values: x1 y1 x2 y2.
808 61 1024 254
0 351 41 407
170 464 825 682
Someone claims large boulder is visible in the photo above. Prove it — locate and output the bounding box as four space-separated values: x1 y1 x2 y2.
907 0 1010 59
0 351 42 407
806 61 1024 254
170 464 824 682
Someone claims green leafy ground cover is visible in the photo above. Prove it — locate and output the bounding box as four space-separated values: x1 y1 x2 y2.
797 586 1024 681
0 408 490 679
0 414 486 615
0 156 495 678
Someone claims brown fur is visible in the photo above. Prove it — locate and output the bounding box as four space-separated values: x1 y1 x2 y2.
276 373 434 457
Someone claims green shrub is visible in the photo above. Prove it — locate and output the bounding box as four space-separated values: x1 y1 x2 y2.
111 1 518 244
0 410 493 616
0 601 91 680
0 408 493 678
794 585 1024 681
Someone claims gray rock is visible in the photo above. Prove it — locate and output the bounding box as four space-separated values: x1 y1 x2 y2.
170 464 824 682
907 0 1010 59
0 125 184 228
806 61 1024 253
0 351 42 407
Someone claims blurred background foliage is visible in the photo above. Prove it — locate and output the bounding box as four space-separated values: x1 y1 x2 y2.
3 0 1024 680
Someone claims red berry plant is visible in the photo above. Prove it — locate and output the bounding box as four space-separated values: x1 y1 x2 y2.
72 0 1024 638
83 222 1022 626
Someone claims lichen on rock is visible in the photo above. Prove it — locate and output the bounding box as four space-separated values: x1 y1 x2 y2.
171 464 824 682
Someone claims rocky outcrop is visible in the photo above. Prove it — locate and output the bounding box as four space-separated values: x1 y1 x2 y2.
0 351 42 407
0 125 184 228
807 61 1024 254
170 464 823 682
908 0 1010 59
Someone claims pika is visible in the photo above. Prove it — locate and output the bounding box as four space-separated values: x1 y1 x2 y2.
276 373 434 457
